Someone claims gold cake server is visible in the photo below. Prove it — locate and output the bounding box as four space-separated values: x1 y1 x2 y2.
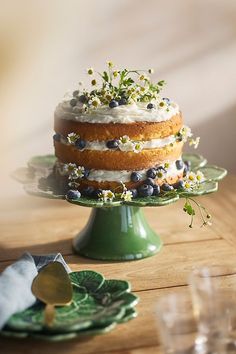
31 261 73 327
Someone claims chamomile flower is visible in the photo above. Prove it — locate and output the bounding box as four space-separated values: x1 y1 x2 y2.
67 132 80 145
121 190 133 202
67 165 85 180
133 142 144 153
119 135 130 144
107 61 114 68
187 172 197 183
196 170 205 183
183 180 193 191
63 163 77 173
98 190 115 202
179 126 193 142
75 166 85 178
118 135 134 152
91 97 101 108
189 137 200 149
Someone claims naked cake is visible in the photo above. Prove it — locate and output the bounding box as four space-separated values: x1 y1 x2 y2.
53 62 199 200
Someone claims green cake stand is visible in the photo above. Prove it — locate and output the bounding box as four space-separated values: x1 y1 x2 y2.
13 153 227 261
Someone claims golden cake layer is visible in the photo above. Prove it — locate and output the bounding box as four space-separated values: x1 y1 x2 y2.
54 141 183 171
54 113 183 141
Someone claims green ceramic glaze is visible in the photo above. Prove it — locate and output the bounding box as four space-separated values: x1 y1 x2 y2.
2 270 138 341
12 154 227 262
28 155 56 170
182 153 207 170
198 165 227 181
73 206 162 261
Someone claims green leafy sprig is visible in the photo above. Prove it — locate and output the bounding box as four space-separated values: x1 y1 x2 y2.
183 197 212 228
72 61 166 109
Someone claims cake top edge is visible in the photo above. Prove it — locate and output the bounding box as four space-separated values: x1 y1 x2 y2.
55 62 180 124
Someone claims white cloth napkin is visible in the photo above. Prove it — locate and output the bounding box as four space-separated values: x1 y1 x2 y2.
0 252 71 329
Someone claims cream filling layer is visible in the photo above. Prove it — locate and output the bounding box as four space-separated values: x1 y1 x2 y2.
56 159 184 183
55 100 179 124
60 135 176 151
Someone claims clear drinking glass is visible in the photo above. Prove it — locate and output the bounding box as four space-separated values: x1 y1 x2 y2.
156 292 198 354
189 265 236 354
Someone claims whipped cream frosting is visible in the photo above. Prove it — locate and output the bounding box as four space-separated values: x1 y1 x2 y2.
60 135 176 151
56 159 183 183
55 100 179 124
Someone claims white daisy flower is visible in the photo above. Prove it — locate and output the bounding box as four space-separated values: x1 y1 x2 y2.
63 163 77 173
179 125 193 142
91 97 101 108
98 190 115 202
196 170 205 183
67 132 79 145
183 181 193 191
133 142 144 153
189 137 200 149
118 135 135 152
121 190 133 202
187 171 197 183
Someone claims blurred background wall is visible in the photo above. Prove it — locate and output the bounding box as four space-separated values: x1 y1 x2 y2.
1 0 236 197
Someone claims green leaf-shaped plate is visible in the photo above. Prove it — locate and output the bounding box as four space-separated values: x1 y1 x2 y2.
198 165 227 181
13 153 226 208
179 181 218 197
28 155 56 171
0 321 119 342
3 270 139 340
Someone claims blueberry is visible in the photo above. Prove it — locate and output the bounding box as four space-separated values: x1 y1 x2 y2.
109 100 119 108
161 183 174 192
129 189 138 198
118 98 127 105
67 189 81 199
147 103 155 109
184 160 191 171
70 98 77 107
83 169 90 178
172 180 185 190
81 186 95 197
147 168 156 179
175 160 184 170
183 167 188 177
143 178 155 186
92 188 103 199
152 184 161 196
73 90 79 97
78 95 88 103
163 97 170 104
53 133 61 142
106 139 119 149
75 138 86 150
138 184 153 197
131 171 142 183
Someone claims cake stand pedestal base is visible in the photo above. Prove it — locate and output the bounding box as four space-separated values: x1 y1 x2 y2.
73 206 162 261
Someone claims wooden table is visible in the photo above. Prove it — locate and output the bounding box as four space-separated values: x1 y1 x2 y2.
0 175 236 354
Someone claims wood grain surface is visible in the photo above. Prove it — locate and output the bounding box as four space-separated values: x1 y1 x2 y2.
0 175 235 354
